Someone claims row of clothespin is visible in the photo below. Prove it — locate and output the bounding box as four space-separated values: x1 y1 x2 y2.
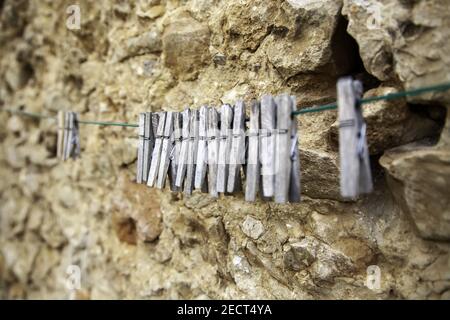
56 111 81 161
136 77 373 202
136 94 300 203
54 76 372 201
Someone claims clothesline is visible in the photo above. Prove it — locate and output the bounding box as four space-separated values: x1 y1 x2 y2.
2 81 450 127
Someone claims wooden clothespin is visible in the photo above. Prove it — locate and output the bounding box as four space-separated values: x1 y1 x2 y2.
136 112 154 184
274 94 292 203
207 107 219 198
57 111 65 160
63 111 72 160
169 112 182 191
142 112 154 183
136 113 146 183
151 113 160 142
260 95 276 198
71 112 81 159
147 112 166 187
337 77 373 198
184 110 199 195
74 113 81 155
289 96 301 203
217 104 233 193
156 111 173 189
194 106 208 192
245 100 260 202
227 100 245 193
175 108 191 189
58 111 80 161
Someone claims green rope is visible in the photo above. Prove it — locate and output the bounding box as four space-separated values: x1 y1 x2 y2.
293 81 450 115
2 108 138 127
2 81 450 125
77 120 138 128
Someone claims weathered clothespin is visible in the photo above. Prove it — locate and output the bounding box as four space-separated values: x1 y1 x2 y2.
194 106 208 192
147 112 166 187
169 112 182 191
217 104 233 193
337 77 373 198
63 111 72 160
184 110 199 195
71 112 81 159
136 113 146 183
151 113 160 142
289 96 301 203
156 111 173 189
136 112 154 184
175 108 191 189
245 100 260 202
227 100 245 193
274 94 292 203
57 111 65 160
142 112 154 183
58 111 80 161
207 107 219 198
260 95 276 198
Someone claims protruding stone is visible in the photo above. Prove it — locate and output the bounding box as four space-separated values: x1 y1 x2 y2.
265 1 343 79
113 29 162 62
300 149 341 200
137 5 165 19
241 216 265 240
343 0 450 104
283 242 316 271
284 236 354 281
162 10 210 80
421 254 450 282
212 53 226 66
217 0 345 79
380 141 450 240
113 2 131 16
113 173 163 243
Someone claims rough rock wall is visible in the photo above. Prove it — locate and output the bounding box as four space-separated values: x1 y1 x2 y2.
0 0 449 299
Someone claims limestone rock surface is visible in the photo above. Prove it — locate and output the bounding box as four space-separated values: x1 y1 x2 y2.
0 0 449 300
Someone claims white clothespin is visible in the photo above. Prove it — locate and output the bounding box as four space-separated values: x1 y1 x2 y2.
63 111 72 160
136 113 146 183
217 104 233 194
137 112 154 184
289 96 301 203
184 110 199 195
71 112 81 159
227 100 245 193
142 112 154 183
194 106 208 192
274 94 292 203
58 111 80 161
245 100 260 202
156 111 174 189
175 108 191 189
207 107 219 198
147 112 166 187
169 112 182 191
259 95 276 198
57 111 65 160
337 77 373 198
